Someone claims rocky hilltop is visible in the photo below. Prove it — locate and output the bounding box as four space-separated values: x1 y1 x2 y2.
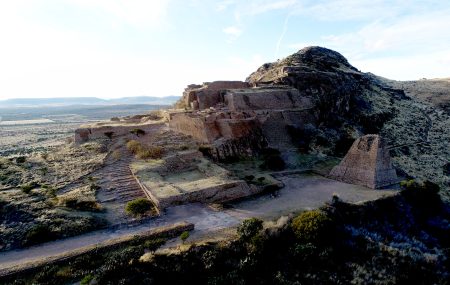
245 46 449 198
247 46 402 141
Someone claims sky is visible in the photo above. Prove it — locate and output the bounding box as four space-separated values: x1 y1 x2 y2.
0 0 449 100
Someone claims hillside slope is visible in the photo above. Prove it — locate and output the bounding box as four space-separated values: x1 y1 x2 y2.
247 46 450 199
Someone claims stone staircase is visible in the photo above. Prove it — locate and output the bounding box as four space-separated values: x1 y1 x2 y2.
97 153 146 204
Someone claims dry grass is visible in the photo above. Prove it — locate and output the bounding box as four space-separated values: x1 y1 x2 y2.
126 140 142 154
127 140 163 159
112 150 122 160
136 146 164 160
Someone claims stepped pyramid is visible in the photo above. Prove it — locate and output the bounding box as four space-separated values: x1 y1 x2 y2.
329 134 398 189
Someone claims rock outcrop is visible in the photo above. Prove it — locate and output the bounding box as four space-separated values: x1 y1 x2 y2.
329 134 398 189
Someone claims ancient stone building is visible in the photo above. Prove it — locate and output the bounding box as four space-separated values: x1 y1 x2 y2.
329 134 398 189
169 81 316 159
177 81 250 110
74 120 164 144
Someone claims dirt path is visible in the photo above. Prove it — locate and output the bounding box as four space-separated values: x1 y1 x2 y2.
0 173 397 273
0 203 239 272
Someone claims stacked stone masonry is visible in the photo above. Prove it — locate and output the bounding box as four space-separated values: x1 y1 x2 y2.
329 134 398 189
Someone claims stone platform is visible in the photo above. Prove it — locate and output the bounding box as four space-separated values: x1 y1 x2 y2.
130 151 260 209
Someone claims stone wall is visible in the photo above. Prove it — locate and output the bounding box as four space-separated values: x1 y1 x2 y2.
180 81 250 110
147 181 260 210
168 113 219 143
74 123 164 144
169 111 260 144
329 134 398 189
224 87 313 111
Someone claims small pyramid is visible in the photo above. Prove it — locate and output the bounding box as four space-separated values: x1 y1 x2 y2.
329 134 398 189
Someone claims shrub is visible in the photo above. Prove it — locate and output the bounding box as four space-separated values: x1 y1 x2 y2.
198 145 213 156
20 183 34 194
136 146 164 160
15 156 26 164
126 140 142 154
130 128 146 137
110 117 120 122
90 183 100 191
125 198 152 216
143 238 166 252
65 199 102 212
291 210 333 244
41 184 57 197
104 131 114 139
179 144 190 151
180 231 190 243
41 152 49 160
80 274 94 285
237 218 263 241
24 224 55 246
112 150 121 160
259 148 286 171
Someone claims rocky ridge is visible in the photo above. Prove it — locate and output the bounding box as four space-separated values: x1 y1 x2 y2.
246 46 450 198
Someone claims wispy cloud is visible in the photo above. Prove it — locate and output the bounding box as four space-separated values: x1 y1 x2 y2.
216 0 235 11
281 1 450 79
275 12 293 59
223 26 243 41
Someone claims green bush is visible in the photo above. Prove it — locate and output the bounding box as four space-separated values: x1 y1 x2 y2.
80 274 94 285
65 199 102 212
130 128 146 137
237 218 263 241
125 198 152 216
15 156 26 164
291 210 333 244
136 146 164 159
24 224 55 246
20 183 35 194
180 231 190 243
126 140 142 154
104 131 114 139
143 238 166 252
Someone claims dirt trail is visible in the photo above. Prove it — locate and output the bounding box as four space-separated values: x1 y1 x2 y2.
0 203 239 273
0 173 397 273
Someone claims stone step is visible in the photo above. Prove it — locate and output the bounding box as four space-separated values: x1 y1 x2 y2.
99 197 117 203
117 193 144 200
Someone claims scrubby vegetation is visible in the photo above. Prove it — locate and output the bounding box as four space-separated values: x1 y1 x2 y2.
104 131 114 139
1 181 107 251
126 140 142 154
259 148 285 171
125 198 153 217
180 231 190 243
126 140 164 159
291 209 334 244
6 180 449 284
0 191 107 251
136 146 164 160
1 234 169 285
130 128 146 137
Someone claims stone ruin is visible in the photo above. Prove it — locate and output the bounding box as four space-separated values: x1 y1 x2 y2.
74 116 165 144
329 134 398 189
169 81 316 160
130 150 260 209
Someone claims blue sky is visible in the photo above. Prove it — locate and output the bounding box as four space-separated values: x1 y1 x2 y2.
0 0 449 99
